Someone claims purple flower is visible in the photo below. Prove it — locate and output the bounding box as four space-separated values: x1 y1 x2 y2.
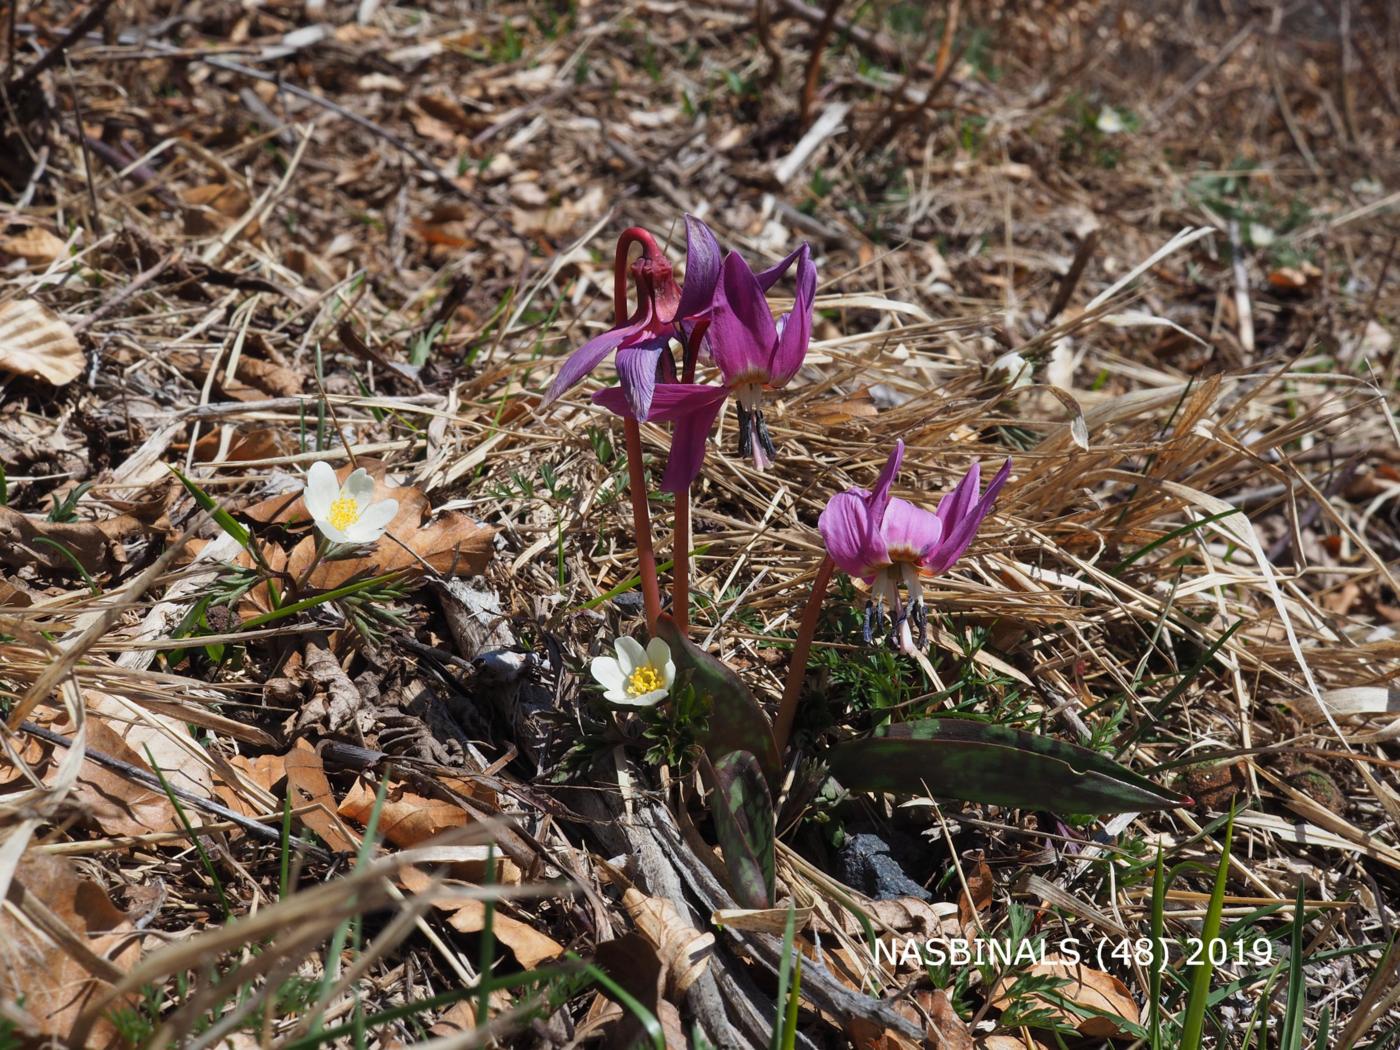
587 226 816 490
593 382 729 494
543 218 721 421
705 244 816 468
817 440 1011 653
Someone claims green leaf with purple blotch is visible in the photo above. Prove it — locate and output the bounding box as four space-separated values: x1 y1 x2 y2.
827 718 1182 814
707 750 775 909
655 615 780 783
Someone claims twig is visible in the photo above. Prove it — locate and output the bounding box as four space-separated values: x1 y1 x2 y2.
18 720 333 860
798 0 842 129
10 0 118 89
772 554 834 753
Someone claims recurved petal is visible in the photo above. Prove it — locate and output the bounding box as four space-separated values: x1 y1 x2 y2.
767 244 814 387
868 439 904 528
303 460 338 520
707 252 777 382
754 243 806 292
933 460 980 533
676 215 723 322
543 322 636 405
656 386 729 493
818 489 887 579
615 337 669 420
924 458 1012 573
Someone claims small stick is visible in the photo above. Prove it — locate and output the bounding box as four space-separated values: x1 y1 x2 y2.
772 555 835 754
799 0 842 128
18 720 333 860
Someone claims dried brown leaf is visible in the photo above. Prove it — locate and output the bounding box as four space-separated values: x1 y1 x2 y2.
0 855 142 1047
0 298 83 385
989 954 1139 1037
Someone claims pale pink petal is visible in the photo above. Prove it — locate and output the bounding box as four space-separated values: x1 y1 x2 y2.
924 458 1012 573
880 497 944 560
818 489 887 580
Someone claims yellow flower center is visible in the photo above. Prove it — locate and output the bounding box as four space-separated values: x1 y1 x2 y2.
626 665 663 697
328 496 361 532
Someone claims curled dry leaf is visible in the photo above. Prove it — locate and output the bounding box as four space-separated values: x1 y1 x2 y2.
283 739 359 852
85 690 212 799
398 867 564 968
0 855 143 1048
593 932 688 1050
0 223 67 265
989 954 1139 1038
622 887 715 996
0 297 84 385
0 506 143 577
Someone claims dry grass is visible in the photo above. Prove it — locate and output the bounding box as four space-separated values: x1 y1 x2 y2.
1 0 1399 1047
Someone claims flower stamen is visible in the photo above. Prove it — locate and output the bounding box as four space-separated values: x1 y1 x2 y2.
627 665 664 697
328 496 361 532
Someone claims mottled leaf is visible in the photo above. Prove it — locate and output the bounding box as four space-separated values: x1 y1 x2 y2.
655 615 780 782
707 750 775 909
827 718 1182 814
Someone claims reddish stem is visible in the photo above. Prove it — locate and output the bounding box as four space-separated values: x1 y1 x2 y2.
624 417 662 637
773 554 835 754
613 226 663 324
613 227 665 636
673 489 690 633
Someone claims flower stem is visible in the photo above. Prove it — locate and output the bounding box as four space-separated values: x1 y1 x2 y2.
624 417 662 637
773 553 835 754
673 488 690 633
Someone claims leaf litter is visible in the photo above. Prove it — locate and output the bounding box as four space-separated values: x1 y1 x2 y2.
1 1 1399 1048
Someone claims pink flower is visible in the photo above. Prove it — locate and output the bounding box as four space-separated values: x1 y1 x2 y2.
817 440 1011 652
543 218 721 421
704 244 816 468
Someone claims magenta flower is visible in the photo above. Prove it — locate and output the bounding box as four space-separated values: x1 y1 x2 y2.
817 440 1011 653
543 218 721 421
705 244 816 468
593 382 729 493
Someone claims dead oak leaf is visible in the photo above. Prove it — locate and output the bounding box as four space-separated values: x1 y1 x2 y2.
0 298 83 385
0 855 143 1048
989 954 1140 1038
0 506 142 577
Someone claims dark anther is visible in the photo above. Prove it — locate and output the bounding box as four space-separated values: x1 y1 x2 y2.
911 601 928 649
736 401 754 459
756 410 777 459
862 600 875 644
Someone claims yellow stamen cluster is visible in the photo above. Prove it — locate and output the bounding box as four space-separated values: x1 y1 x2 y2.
328 496 361 531
627 665 663 697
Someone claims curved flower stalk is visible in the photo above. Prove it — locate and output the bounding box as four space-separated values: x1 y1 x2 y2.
590 636 675 707
303 461 398 545
544 217 721 422
591 242 817 490
818 440 1011 653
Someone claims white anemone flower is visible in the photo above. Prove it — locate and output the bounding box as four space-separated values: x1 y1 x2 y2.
302 461 398 545
590 636 675 707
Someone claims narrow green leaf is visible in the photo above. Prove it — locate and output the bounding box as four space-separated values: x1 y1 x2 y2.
655 615 780 782
1279 878 1308 1050
1180 803 1235 1050
827 718 1183 813
707 750 775 910
168 465 252 550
